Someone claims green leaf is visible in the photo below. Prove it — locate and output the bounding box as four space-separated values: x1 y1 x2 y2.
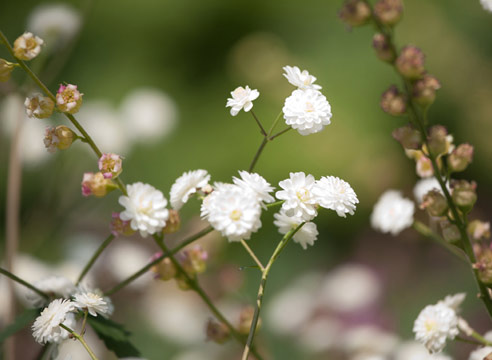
88 316 141 357
0 308 40 342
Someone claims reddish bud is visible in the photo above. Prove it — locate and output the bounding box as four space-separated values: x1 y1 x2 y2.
380 85 406 116
396 46 425 79
339 0 372 27
448 143 473 173
374 0 403 26
392 125 421 150
413 74 441 106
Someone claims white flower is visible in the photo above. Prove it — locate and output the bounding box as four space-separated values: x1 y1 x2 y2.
32 299 76 344
413 302 459 354
481 0 492 12
312 176 358 217
276 172 317 221
395 341 452 360
73 290 111 317
24 93 54 119
26 276 76 307
170 169 210 210
341 325 399 357
226 86 259 116
282 88 332 135
233 170 275 206
200 183 261 241
282 65 322 90
27 4 81 45
469 346 492 360
273 210 318 249
440 293 466 312
370 190 415 235
413 178 449 204
119 182 169 237
13 32 44 60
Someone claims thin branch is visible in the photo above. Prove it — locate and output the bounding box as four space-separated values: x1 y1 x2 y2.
240 240 265 271
0 267 49 300
76 234 115 285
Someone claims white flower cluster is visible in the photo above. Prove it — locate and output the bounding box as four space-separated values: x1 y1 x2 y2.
413 293 466 354
371 190 415 235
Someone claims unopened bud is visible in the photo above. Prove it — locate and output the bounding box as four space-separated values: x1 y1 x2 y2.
238 306 261 335
421 189 448 217
396 46 425 79
380 85 406 116
56 84 83 114
162 209 181 234
392 125 421 150
98 153 123 179
24 93 54 119
43 125 75 153
150 252 177 281
427 125 448 156
440 219 461 243
416 153 434 178
81 172 115 198
468 220 490 241
110 212 135 237
205 318 230 344
413 75 441 106
0 59 16 82
338 0 372 27
374 0 403 26
178 245 208 275
13 32 44 60
474 249 492 285
451 180 477 213
448 143 473 173
373 33 396 63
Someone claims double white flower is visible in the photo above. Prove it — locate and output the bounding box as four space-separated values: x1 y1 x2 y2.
371 190 415 235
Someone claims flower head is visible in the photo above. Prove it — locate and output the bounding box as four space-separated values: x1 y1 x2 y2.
273 210 318 249
119 182 170 237
56 84 83 114
13 32 44 60
312 176 358 217
282 65 322 90
226 86 259 116
481 0 492 12
26 276 76 307
24 93 54 119
32 299 76 344
233 170 275 206
170 169 210 210
98 153 123 179
283 89 332 135
276 172 317 221
73 289 111 317
371 190 415 235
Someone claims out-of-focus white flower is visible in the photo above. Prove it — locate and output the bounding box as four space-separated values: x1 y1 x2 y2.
283 65 322 90
481 0 492 12
27 4 81 45
27 276 76 308
282 89 332 135
233 170 275 205
273 210 318 249
298 318 342 353
73 290 111 317
24 93 54 119
413 178 448 204
121 88 178 144
276 172 317 221
440 293 466 311
13 32 44 60
341 325 399 357
226 86 259 116
119 182 169 237
395 341 453 360
469 346 492 360
371 190 415 235
318 264 381 313
170 169 210 210
32 299 76 344
200 183 261 241
312 176 358 217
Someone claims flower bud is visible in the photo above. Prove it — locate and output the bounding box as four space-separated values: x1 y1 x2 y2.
467 220 490 241
81 172 115 198
162 209 181 234
98 153 123 179
440 219 461 243
238 306 260 335
448 143 473 173
421 189 448 217
415 153 434 178
427 125 448 157
205 318 230 344
13 32 44 60
451 180 477 214
395 46 425 79
380 85 406 116
392 125 421 150
56 84 83 114
413 75 441 106
474 249 492 286
110 212 135 236
150 252 177 281
43 125 75 153
338 0 372 27
178 245 208 276
24 93 54 119
373 33 396 63
374 0 403 26
0 59 16 82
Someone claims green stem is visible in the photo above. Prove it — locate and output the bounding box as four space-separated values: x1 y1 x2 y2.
59 324 98 360
266 200 284 208
80 309 89 336
269 127 292 141
0 267 49 300
250 110 267 136
248 137 268 172
240 239 265 271
412 221 467 261
470 330 492 347
455 336 484 346
76 234 115 285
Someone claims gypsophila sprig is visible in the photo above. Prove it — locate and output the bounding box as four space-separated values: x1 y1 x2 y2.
226 86 259 116
282 65 322 90
312 176 359 217
32 299 76 344
371 190 415 235
170 169 210 210
276 172 318 221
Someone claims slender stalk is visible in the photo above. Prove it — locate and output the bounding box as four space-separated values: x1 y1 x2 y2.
250 110 267 136
470 329 492 347
455 336 484 346
0 267 49 299
240 239 265 271
76 234 115 285
248 137 268 172
80 309 89 335
412 221 467 261
104 226 213 296
266 200 284 208
269 127 291 141
60 324 98 360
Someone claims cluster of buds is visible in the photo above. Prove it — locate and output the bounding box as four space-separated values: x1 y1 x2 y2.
24 94 54 119
81 172 116 197
56 84 83 114
43 125 75 153
13 32 44 61
339 0 403 28
110 212 135 237
0 59 16 82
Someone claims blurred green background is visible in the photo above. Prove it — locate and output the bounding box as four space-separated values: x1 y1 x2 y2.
1 0 492 359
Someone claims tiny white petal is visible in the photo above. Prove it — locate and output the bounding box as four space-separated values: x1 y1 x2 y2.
282 65 322 90
276 172 317 221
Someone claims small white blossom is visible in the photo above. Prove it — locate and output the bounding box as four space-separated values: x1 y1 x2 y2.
24 93 54 119
469 346 492 360
481 0 492 12
200 183 261 241
32 299 76 344
27 4 81 45
273 210 318 249
282 65 322 90
282 88 332 135
170 169 210 210
26 276 76 307
73 290 111 317
13 32 44 60
233 170 275 206
276 172 318 221
312 176 358 217
226 86 259 116
371 190 415 235
119 182 170 237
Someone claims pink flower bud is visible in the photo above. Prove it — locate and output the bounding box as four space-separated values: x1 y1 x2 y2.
396 46 425 79
421 189 448 217
440 219 461 243
474 248 492 285
380 85 406 116
427 125 448 157
98 153 123 179
110 212 135 236
468 220 490 241
451 180 477 213
177 245 208 276
413 74 441 106
81 172 115 198
150 252 177 281
448 143 473 173
392 125 421 150
56 84 83 114
374 0 403 26
339 0 372 27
